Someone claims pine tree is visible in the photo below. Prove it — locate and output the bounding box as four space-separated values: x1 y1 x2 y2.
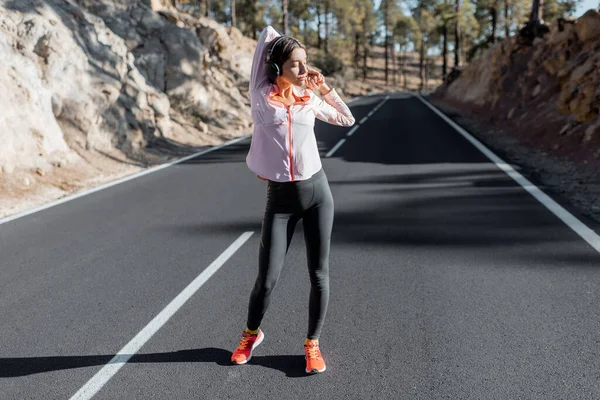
394 15 419 87
379 0 403 84
282 0 289 34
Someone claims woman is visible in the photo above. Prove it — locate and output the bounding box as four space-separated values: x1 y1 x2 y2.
231 25 355 374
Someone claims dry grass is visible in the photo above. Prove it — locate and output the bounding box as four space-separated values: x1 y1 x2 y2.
309 45 444 98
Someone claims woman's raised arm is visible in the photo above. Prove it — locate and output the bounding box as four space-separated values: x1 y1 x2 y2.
250 26 281 91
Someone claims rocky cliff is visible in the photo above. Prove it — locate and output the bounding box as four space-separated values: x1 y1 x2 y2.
432 9 600 168
0 0 255 217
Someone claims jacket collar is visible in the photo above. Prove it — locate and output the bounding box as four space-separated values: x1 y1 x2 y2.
268 84 311 103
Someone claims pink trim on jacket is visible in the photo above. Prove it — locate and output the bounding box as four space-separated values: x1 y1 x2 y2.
246 26 355 183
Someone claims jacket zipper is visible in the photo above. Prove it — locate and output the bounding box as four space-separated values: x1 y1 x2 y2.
287 105 294 181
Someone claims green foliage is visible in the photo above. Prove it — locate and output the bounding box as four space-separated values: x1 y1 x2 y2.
378 0 405 27
460 0 481 40
394 14 420 48
312 52 345 76
543 0 580 22
177 0 582 83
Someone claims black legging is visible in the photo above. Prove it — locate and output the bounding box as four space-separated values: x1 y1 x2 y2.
246 169 334 340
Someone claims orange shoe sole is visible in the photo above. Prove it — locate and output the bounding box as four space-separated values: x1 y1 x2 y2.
305 360 326 374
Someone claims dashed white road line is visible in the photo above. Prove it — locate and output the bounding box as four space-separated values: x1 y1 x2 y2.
325 139 347 158
416 94 600 254
346 125 361 137
69 231 254 400
326 96 389 158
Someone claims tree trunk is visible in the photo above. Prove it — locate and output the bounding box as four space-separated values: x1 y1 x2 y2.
384 0 389 84
504 0 510 38
419 32 425 91
251 0 258 39
402 47 407 88
491 2 497 42
317 2 322 49
392 40 397 86
204 0 210 17
231 0 236 28
454 0 461 67
424 57 429 90
529 0 543 22
354 32 361 68
324 1 330 53
282 0 289 34
362 17 368 81
442 23 448 78
399 45 404 87
303 19 310 45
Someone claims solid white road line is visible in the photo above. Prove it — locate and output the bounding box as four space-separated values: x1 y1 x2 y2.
69 231 254 400
325 96 390 158
416 94 600 254
0 135 252 226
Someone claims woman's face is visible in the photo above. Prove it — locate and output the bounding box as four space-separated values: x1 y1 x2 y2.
279 48 308 87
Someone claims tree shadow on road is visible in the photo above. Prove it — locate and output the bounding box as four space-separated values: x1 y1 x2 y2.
166 168 572 249
0 348 308 378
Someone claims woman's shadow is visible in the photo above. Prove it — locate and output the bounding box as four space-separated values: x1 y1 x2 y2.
0 348 308 378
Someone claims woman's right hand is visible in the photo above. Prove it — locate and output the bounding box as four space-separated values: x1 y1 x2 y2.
257 175 268 181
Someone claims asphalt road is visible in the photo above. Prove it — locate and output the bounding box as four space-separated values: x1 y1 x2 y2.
2 93 600 400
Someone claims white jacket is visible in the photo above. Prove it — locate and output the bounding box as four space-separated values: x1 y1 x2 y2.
246 26 355 182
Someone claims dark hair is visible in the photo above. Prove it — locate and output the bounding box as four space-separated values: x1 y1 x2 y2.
264 36 306 83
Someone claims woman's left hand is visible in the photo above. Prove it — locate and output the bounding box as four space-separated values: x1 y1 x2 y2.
307 67 332 96
307 68 324 91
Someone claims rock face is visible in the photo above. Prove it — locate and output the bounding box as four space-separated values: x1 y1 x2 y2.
0 0 254 176
576 9 600 42
433 8 600 165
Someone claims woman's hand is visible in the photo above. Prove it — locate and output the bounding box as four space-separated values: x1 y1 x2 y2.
307 67 332 96
307 68 324 90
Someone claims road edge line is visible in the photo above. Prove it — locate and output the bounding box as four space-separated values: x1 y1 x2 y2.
416 94 600 254
0 135 252 226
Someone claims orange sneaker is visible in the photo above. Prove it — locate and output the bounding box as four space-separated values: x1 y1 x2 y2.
231 330 264 364
304 341 326 374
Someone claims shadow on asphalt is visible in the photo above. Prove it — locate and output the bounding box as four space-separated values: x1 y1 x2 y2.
324 168 600 254
164 167 595 252
169 95 599 255
0 348 309 378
